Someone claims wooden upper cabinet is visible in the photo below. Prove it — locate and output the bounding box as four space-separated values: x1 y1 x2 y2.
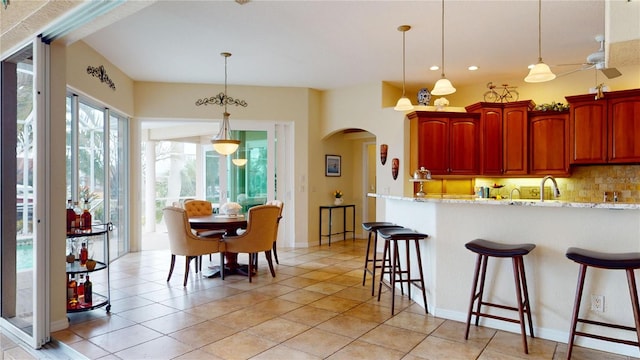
608 93 640 163
409 111 480 175
466 100 534 176
529 111 570 175
566 89 640 164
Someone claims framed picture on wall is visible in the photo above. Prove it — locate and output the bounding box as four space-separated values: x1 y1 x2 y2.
325 155 341 177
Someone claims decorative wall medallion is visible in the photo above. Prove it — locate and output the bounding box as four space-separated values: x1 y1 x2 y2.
380 144 388 165
86 65 116 91
391 158 399 180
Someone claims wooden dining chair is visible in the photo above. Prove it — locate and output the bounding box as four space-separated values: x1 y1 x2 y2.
221 204 280 282
183 199 213 217
265 200 284 264
163 206 225 286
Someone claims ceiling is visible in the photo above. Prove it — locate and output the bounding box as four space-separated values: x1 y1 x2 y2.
77 0 619 95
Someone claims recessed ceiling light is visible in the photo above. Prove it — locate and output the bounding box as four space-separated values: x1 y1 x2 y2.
430 65 439 71
468 65 478 71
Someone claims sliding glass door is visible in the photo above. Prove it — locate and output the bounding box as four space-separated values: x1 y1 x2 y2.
1 40 49 348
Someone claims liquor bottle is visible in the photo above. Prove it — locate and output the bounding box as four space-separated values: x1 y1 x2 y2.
67 275 78 308
81 200 92 232
80 242 88 266
84 276 92 304
77 274 85 304
73 201 82 231
66 200 75 232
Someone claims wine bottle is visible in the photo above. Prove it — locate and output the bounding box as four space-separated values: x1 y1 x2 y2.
73 201 82 231
81 200 92 232
84 276 92 304
66 200 75 232
77 274 85 304
67 275 78 308
80 242 88 266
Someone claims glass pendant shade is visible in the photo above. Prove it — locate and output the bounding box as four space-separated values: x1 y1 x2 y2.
431 77 456 96
394 96 414 111
232 158 247 166
525 62 556 83
211 111 240 155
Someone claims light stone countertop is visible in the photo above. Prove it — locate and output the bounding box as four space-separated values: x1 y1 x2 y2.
368 193 640 210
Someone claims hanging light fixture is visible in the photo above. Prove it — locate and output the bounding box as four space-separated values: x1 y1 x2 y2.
431 0 456 96
524 0 556 83
232 149 247 166
394 25 414 112
211 52 241 155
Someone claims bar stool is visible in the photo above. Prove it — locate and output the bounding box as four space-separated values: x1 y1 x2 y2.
362 222 403 296
464 239 536 354
565 247 640 360
377 227 429 315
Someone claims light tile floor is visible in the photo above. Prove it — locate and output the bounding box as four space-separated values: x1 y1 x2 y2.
46 237 638 360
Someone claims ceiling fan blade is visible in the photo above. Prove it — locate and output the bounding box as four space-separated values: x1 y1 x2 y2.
556 67 587 78
601 67 622 79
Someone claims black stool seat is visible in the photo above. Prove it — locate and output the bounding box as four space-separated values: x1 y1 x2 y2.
465 238 535 354
378 227 429 240
565 247 640 359
361 222 403 296
362 221 396 231
566 247 640 269
377 227 430 315
466 239 535 258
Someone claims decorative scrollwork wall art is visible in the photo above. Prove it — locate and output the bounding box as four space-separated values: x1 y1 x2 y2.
86 65 116 91
195 92 248 108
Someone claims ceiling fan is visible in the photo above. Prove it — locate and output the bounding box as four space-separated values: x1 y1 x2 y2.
557 35 622 79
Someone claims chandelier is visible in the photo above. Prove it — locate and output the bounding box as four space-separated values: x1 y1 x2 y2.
210 52 243 155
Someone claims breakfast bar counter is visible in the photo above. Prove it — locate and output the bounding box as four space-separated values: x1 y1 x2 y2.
371 193 640 357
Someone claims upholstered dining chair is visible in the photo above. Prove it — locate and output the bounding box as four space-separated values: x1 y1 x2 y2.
265 200 284 264
221 204 280 282
163 206 225 286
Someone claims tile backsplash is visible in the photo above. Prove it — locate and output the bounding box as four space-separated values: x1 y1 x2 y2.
474 165 640 203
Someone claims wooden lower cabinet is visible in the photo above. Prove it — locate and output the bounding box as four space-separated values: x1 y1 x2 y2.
529 111 570 175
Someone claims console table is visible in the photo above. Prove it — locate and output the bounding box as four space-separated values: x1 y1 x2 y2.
319 204 356 246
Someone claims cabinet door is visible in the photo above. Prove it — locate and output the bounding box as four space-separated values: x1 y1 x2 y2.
417 118 449 174
529 112 569 175
502 107 528 175
608 95 640 163
569 101 607 164
449 118 479 174
481 109 503 175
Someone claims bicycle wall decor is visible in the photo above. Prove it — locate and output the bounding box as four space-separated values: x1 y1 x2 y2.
483 82 519 103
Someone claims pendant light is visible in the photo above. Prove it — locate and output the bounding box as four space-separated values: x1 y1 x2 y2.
394 25 414 112
431 0 456 96
232 149 247 166
524 0 556 83
211 52 241 155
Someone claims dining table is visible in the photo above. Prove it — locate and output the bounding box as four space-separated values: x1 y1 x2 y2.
188 214 249 278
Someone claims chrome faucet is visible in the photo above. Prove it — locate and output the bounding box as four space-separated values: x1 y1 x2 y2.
540 175 561 202
509 188 521 202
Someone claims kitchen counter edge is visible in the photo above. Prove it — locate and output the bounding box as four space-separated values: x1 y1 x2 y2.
368 193 640 210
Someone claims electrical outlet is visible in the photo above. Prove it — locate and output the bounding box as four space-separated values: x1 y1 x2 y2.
590 294 604 312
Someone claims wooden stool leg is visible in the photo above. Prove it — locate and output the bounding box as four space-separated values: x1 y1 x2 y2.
370 232 379 296
512 256 529 354
413 239 428 314
465 253 483 339
518 256 535 338
475 255 489 326
626 269 640 353
567 264 587 360
363 230 373 286
390 239 398 315
377 239 390 302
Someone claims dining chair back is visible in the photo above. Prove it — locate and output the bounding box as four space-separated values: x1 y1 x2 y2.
163 206 225 286
222 204 280 282
265 200 284 264
183 199 213 217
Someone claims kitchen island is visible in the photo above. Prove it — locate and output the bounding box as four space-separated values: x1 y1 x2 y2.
371 193 640 357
